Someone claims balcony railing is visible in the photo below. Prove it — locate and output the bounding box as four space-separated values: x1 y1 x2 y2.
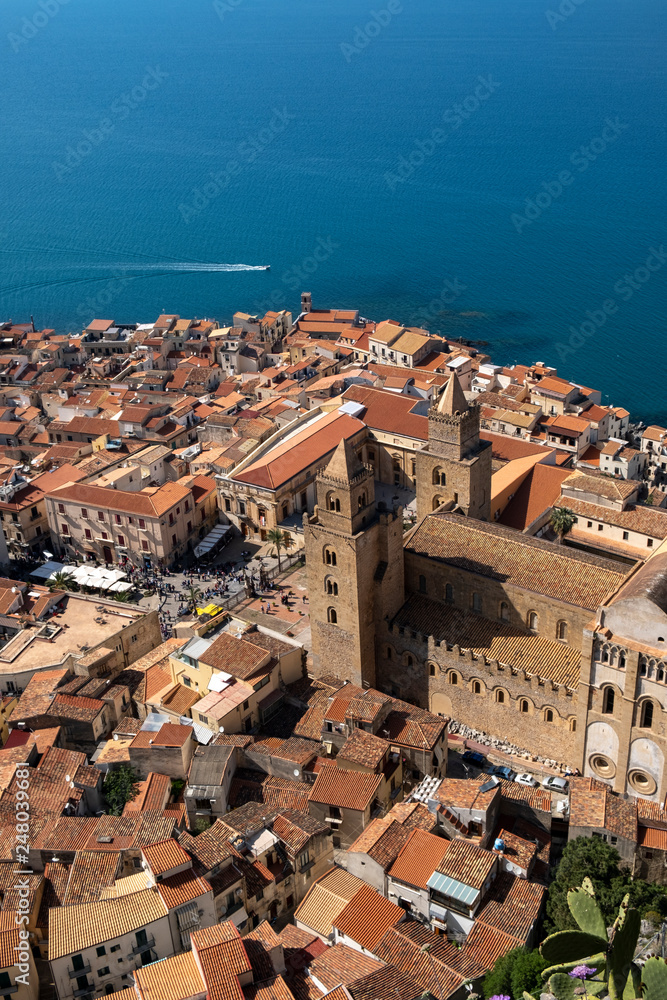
72 986 93 998
132 936 155 954
0 986 18 997
69 964 91 979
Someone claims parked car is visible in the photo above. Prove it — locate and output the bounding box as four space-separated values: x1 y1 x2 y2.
514 772 539 787
487 764 516 781
461 750 487 767
543 775 569 794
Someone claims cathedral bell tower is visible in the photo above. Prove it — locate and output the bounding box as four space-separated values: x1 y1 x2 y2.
304 437 404 688
415 374 492 522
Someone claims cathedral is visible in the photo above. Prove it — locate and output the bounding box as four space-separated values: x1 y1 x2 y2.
304 376 667 803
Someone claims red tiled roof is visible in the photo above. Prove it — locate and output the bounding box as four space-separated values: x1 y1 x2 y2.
334 882 404 951
309 767 381 811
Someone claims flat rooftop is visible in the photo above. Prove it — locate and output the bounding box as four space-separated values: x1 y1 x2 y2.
0 596 145 675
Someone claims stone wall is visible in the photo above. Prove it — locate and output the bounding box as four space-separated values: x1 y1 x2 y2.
378 623 580 766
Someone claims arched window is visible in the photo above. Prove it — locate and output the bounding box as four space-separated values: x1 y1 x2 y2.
527 611 538 630
419 574 427 594
520 699 529 713
545 709 554 723
429 664 436 676
496 690 505 704
570 718 577 732
358 493 366 509
619 652 626 669
432 468 446 487
557 620 568 641
327 607 337 624
640 700 654 729
472 593 482 613
602 687 615 715
406 655 413 668
500 601 509 623
445 584 453 603
324 548 337 566
386 647 392 660
449 672 458 685
326 580 338 596
473 681 481 694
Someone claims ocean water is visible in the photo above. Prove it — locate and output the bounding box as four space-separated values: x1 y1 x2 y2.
1 0 665 420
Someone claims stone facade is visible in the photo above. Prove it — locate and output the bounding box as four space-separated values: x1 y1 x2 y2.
303 373 667 800
415 377 492 522
304 439 404 688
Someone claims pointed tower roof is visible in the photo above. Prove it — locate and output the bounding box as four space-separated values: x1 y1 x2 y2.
324 436 364 482
437 374 468 416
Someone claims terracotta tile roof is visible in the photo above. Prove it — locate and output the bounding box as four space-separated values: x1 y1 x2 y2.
337 729 387 770
347 964 426 1000
382 700 446 750
62 850 121 904
458 919 523 979
498 463 572 531
48 887 168 960
234 410 366 491
556 497 667 539
131 722 192 749
407 511 626 609
293 868 364 938
342 385 428 441
498 779 551 812
309 767 381 811
435 776 500 813
374 922 465 998
178 820 237 872
333 882 403 951
388 828 450 889
481 431 549 463
569 778 637 841
142 838 191 876
386 801 437 831
244 976 297 1000
474 871 545 941
308 943 383 992
436 837 497 890
262 777 311 813
133 950 204 1000
393 594 582 688
156 867 212 909
199 631 269 680
272 810 329 855
47 478 192 517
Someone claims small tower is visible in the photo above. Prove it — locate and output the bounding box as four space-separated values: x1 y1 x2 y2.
301 292 312 314
415 374 492 521
304 438 405 688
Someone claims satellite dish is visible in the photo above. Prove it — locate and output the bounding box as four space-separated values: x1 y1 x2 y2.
219 727 224 733
294 769 300 777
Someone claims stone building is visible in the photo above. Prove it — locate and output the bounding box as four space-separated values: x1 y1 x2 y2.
304 438 405 689
304 374 667 802
414 373 492 522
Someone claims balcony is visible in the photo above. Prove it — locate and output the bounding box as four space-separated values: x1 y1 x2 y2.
299 858 315 874
72 987 93 998
0 986 18 997
132 936 155 954
69 964 91 979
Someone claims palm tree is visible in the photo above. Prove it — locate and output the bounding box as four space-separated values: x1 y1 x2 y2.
186 584 202 614
549 506 575 545
48 571 76 592
267 528 293 573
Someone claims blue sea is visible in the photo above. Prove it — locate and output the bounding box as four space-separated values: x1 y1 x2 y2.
1 0 665 420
